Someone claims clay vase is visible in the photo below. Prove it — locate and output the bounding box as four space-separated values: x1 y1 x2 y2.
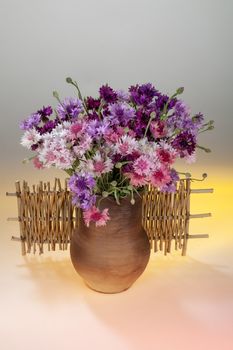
70 195 151 293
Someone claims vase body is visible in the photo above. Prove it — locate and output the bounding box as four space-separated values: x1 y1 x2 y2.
70 195 151 293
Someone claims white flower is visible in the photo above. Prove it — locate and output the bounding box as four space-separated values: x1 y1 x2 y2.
20 128 41 149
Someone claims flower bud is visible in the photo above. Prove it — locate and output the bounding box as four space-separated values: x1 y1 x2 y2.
115 162 122 169
66 77 73 84
130 198 135 205
176 87 184 94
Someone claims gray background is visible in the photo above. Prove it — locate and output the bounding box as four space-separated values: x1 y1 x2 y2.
0 0 232 186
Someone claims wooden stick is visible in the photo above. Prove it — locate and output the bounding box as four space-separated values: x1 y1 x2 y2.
191 188 214 193
15 181 26 255
182 179 190 256
190 213 212 218
188 234 209 239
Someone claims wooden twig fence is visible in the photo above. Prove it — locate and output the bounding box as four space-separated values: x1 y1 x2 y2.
6 178 213 256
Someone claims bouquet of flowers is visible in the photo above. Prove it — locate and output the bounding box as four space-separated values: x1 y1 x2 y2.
20 78 213 227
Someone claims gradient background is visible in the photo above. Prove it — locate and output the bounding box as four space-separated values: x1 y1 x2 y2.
0 1 233 349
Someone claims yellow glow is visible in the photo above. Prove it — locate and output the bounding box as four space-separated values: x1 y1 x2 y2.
1 169 233 349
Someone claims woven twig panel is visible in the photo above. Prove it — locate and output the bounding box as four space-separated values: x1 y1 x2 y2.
7 178 212 256
142 180 190 256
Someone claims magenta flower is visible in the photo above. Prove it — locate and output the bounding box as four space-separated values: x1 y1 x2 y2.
99 84 117 104
150 120 168 139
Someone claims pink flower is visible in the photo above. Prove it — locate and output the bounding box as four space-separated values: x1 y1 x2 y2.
116 126 125 136
126 172 148 186
33 157 44 169
133 155 152 176
150 121 168 138
104 130 121 144
70 122 84 138
150 166 171 187
128 129 136 138
83 206 110 227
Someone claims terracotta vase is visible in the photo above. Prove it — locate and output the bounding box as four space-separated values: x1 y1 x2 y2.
70 195 151 293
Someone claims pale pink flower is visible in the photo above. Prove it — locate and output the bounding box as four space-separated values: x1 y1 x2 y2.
73 135 92 157
114 135 138 156
150 166 171 188
83 206 110 227
93 152 113 173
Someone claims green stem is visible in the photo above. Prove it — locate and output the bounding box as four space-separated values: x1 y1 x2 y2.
66 77 89 114
144 112 155 137
197 145 211 153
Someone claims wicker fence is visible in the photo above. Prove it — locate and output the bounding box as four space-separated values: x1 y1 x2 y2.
6 178 213 256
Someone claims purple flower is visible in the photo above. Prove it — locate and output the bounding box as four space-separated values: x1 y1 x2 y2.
172 131 196 157
133 109 149 137
38 106 53 118
86 97 101 110
19 113 41 130
38 120 58 134
69 172 96 193
116 89 130 102
72 192 96 210
68 172 96 210
86 119 100 138
192 112 204 127
129 83 158 106
160 169 180 192
57 98 83 120
108 102 135 126
174 100 190 118
99 84 117 104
